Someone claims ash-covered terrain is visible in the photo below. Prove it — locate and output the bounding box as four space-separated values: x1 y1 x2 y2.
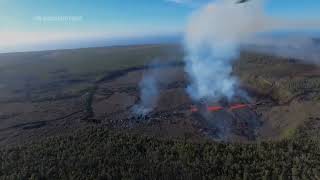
0 44 320 146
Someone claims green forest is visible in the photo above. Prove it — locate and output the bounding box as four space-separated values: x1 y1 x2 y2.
1 127 320 180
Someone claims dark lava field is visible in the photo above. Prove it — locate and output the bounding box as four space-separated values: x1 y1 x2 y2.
0 44 320 145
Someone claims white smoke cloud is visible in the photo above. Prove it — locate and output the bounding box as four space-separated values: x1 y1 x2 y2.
184 0 268 101
132 64 161 116
185 0 268 48
184 0 320 101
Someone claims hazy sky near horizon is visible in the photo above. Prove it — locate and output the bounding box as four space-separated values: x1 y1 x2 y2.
0 0 320 52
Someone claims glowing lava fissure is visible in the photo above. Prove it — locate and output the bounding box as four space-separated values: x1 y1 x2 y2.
191 103 251 113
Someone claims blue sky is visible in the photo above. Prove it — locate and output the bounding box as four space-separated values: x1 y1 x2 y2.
0 0 319 52
0 0 189 34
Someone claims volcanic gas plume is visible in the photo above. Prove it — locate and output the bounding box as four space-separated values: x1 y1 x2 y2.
182 0 270 139
132 64 160 117
184 0 268 102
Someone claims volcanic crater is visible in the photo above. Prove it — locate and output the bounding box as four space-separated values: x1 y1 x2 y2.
89 62 278 142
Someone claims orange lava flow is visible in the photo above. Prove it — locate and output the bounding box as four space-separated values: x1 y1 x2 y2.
190 107 199 113
229 104 249 111
190 104 251 113
190 106 224 112
207 106 224 111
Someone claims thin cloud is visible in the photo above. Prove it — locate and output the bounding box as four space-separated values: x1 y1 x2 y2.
165 0 210 7
165 0 191 4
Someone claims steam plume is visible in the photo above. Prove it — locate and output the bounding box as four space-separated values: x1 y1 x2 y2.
184 0 268 101
184 0 320 101
132 63 160 116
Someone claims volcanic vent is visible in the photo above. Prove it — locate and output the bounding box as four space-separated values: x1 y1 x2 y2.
87 62 275 142
189 94 262 141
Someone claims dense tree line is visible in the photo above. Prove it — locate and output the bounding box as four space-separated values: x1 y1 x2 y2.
1 127 320 179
